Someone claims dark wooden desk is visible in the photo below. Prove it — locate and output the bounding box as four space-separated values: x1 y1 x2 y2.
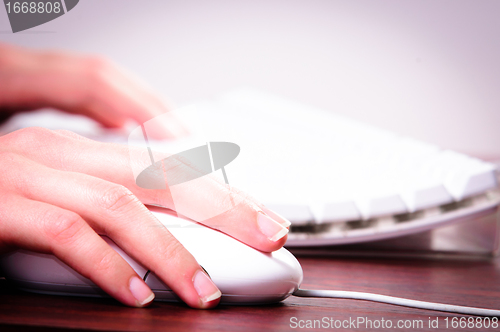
2 255 500 331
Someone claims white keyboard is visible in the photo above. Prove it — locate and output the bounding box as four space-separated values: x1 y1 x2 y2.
203 90 500 246
2 89 499 247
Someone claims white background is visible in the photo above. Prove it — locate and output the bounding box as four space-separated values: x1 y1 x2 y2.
1 0 499 157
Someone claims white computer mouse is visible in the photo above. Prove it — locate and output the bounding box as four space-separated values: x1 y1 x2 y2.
0 207 303 305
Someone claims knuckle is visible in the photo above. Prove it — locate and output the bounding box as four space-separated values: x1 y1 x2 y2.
162 154 206 186
92 248 119 275
53 129 88 141
22 126 53 137
79 56 113 106
218 188 236 211
83 55 111 79
44 210 85 246
2 127 75 169
162 237 187 261
3 127 68 152
6 127 54 143
0 151 24 176
0 150 18 162
53 129 77 136
97 184 140 213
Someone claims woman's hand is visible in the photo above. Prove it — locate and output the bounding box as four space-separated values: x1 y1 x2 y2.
0 128 289 309
0 44 290 309
0 43 186 138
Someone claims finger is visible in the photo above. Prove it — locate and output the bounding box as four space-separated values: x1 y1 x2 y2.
58 129 288 228
230 190 292 229
0 45 188 138
0 152 221 308
195 188 290 249
2 128 290 252
12 126 290 228
0 193 154 307
74 57 189 138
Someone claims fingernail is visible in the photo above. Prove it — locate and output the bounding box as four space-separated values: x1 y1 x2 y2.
193 270 221 303
262 207 291 227
129 276 155 306
257 211 289 242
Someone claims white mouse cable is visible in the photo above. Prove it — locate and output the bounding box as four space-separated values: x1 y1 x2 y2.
293 289 500 316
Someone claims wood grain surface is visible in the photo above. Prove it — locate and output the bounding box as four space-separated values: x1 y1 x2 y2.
2 254 500 331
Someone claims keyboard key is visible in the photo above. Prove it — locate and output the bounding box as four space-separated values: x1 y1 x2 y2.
265 204 314 226
311 200 361 223
355 194 408 219
401 182 453 212
444 160 497 200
